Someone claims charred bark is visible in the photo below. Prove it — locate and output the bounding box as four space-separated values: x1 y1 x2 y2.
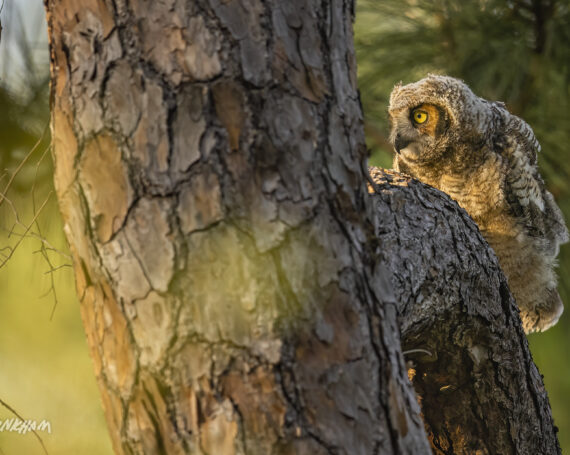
369 168 560 454
44 0 429 454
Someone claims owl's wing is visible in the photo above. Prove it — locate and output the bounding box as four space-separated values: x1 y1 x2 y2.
498 111 569 254
541 190 570 254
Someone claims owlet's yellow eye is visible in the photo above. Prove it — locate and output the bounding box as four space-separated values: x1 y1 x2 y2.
412 109 428 124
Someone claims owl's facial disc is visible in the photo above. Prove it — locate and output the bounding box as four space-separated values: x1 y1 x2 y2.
389 103 449 163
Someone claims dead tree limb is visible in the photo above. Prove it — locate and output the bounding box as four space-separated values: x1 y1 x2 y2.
370 168 560 454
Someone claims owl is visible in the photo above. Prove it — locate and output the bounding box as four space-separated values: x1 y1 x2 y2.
382 74 568 333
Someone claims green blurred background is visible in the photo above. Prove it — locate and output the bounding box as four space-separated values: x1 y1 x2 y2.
0 0 568 453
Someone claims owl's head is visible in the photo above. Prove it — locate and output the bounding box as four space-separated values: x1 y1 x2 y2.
388 75 497 169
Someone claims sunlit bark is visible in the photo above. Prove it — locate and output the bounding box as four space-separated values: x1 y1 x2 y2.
44 0 429 453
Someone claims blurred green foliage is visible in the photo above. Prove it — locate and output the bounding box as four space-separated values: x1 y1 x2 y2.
0 2 50 192
355 0 570 449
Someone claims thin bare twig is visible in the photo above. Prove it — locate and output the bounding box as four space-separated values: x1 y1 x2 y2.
0 120 72 323
0 397 49 455
30 136 68 319
42 263 72 274
402 348 434 357
0 191 53 269
0 123 49 208
14 230 71 260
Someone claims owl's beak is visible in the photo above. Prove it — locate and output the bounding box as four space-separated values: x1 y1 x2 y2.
394 134 412 154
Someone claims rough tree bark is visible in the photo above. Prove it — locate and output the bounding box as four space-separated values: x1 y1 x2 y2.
369 169 560 454
44 0 429 454
43 0 560 454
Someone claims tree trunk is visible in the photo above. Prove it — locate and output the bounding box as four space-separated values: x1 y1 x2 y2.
43 0 560 454
44 0 429 453
368 168 561 454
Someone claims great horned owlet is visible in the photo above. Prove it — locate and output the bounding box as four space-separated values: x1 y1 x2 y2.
382 74 568 333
